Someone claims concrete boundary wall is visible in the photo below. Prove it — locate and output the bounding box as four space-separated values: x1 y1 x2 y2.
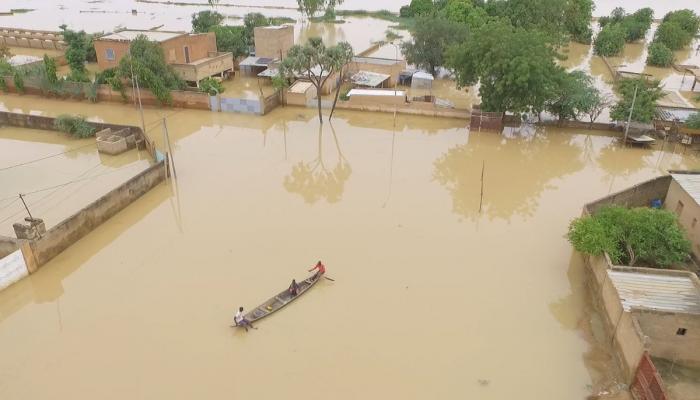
584 175 672 215
26 160 166 267
0 236 19 259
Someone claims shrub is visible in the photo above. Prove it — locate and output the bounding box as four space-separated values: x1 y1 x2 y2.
663 9 700 36
12 70 24 93
399 5 413 18
568 206 691 268
654 21 693 50
646 42 675 67
594 24 626 56
409 0 433 17
199 77 224 95
686 112 700 129
54 114 97 138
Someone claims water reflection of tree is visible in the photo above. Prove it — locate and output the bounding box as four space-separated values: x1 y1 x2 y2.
433 130 585 221
284 124 351 204
596 141 651 177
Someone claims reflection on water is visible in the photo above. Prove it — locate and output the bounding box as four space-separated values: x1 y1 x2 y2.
434 128 585 221
284 123 352 203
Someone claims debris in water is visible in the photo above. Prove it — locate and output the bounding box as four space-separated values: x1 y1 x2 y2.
477 379 490 386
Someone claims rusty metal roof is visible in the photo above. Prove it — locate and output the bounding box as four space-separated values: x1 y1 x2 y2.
608 270 700 314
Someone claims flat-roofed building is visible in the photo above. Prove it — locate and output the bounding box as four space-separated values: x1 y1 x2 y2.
253 25 293 60
94 30 233 86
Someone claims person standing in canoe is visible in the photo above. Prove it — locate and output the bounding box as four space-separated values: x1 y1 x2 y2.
234 306 256 331
308 260 326 279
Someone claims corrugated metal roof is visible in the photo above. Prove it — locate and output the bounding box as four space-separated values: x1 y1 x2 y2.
608 270 700 314
351 71 390 87
348 89 405 97
671 173 700 205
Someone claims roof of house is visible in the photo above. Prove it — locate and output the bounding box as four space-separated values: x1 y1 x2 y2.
656 106 699 122
240 56 275 67
351 71 390 87
348 89 405 97
98 30 185 43
412 71 434 81
289 80 313 94
671 172 700 204
608 270 700 314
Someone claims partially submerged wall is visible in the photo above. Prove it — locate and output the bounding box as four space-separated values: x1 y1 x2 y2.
584 175 672 215
634 310 700 368
28 160 166 266
0 236 19 259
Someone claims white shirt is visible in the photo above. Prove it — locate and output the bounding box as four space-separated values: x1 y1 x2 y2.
234 310 244 325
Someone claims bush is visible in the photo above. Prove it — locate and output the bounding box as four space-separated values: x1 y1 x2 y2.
199 77 224 95
568 205 691 268
12 70 24 94
409 0 433 17
663 9 700 36
646 42 675 67
594 24 626 56
399 5 413 18
686 112 700 129
191 10 224 33
54 114 97 138
654 21 693 50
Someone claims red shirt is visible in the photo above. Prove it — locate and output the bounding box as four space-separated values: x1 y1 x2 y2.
311 262 326 274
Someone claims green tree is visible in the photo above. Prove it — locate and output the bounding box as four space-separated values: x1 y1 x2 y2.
0 43 12 58
593 23 625 56
686 113 700 129
43 55 58 85
545 70 598 123
210 26 249 58
401 15 468 76
579 90 613 127
54 114 97 138
663 9 700 36
654 21 693 50
568 206 691 268
328 41 354 120
409 0 434 17
117 35 185 105
646 42 675 67
191 10 224 33
486 0 568 42
447 19 562 114
440 0 490 28
564 0 594 44
60 25 93 77
621 8 653 42
609 78 663 123
199 77 224 95
243 13 270 44
279 38 352 123
297 0 325 18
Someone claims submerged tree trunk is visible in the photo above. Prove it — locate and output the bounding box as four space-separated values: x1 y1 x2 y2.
316 84 323 124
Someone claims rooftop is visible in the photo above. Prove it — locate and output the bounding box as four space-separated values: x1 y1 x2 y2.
352 56 403 66
348 89 406 97
240 56 275 67
98 30 185 43
289 80 313 94
671 172 700 204
351 71 390 87
608 270 700 314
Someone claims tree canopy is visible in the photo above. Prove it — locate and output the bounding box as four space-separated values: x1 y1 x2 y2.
401 15 468 76
118 35 185 105
210 25 249 58
447 19 562 114
60 25 97 82
686 113 700 129
545 70 600 123
279 38 353 123
191 10 224 33
646 42 675 67
564 0 594 43
593 23 626 56
568 206 691 268
609 78 663 123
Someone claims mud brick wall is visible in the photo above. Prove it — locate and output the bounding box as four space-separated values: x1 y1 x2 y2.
584 175 672 215
0 236 19 259
27 160 166 267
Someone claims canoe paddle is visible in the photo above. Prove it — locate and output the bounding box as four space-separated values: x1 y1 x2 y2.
324 276 335 282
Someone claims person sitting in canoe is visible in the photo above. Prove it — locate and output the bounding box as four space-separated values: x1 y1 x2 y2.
234 306 256 331
288 279 299 296
308 260 326 279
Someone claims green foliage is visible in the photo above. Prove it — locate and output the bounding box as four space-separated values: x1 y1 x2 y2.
191 10 224 33
447 19 563 114
279 38 353 122
12 70 24 94
654 21 693 51
297 0 326 18
568 206 691 268
485 0 569 42
271 73 289 92
210 25 249 58
564 0 594 44
117 35 185 105
0 59 12 91
440 0 490 29
663 9 700 36
43 55 58 85
60 25 95 75
685 113 700 129
646 42 675 67
96 68 127 102
399 5 413 18
0 43 11 58
401 15 468 76
199 77 224 95
609 78 663 123
594 23 625 56
545 70 599 122
409 0 434 17
54 114 97 138
622 8 654 42
84 82 98 102
244 12 270 43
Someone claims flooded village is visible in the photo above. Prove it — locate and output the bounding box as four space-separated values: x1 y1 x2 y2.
1 1 700 399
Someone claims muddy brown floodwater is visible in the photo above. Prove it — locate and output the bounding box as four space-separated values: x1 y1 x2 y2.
1 93 700 399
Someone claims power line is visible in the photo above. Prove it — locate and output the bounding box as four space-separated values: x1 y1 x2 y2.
0 142 97 172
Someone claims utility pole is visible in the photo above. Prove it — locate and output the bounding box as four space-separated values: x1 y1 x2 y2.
18 194 33 221
623 84 639 146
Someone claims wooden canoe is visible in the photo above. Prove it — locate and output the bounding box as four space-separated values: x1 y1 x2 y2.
237 273 322 326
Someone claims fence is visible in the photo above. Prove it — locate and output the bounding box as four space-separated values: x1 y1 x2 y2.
210 91 281 115
470 107 504 131
631 352 668 400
